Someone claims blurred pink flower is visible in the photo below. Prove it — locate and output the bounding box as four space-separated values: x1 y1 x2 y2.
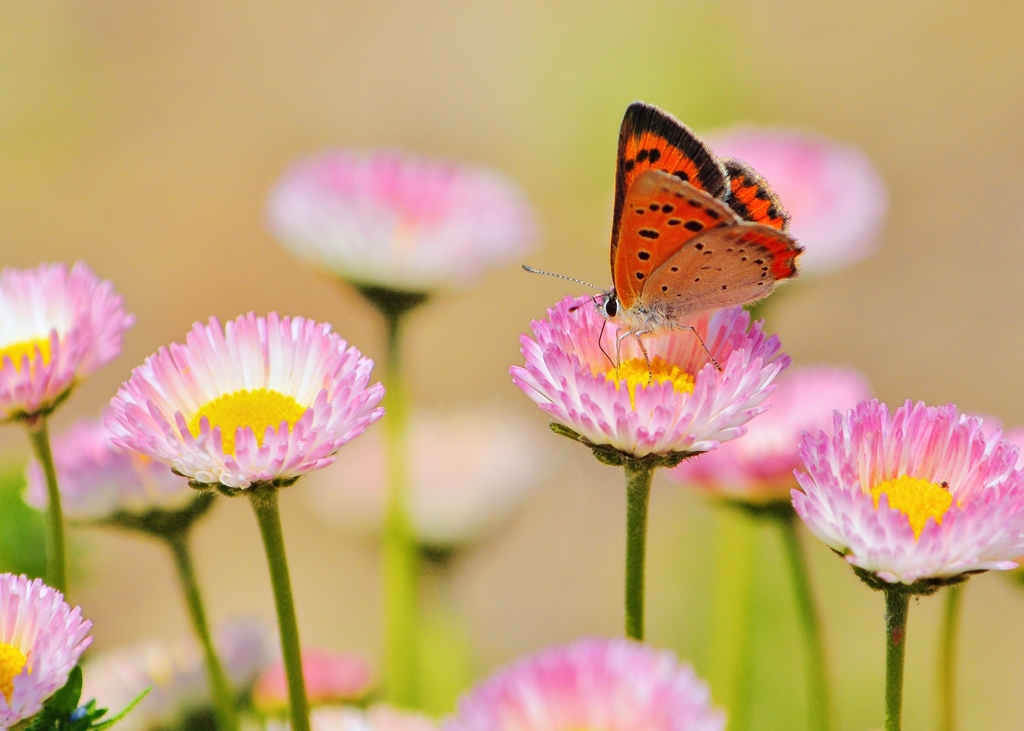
1003 427 1024 468
302 410 544 547
444 637 723 731
273 706 436 731
24 412 194 520
0 262 133 421
83 620 275 731
106 312 385 490
268 150 538 291
669 365 871 502
511 296 789 459
708 127 887 275
254 649 374 713
0 574 92 727
795 400 1024 586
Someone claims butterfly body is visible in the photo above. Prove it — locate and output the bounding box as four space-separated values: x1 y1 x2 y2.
603 103 803 348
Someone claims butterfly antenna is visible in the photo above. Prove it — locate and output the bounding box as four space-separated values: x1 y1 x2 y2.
521 265 606 292
569 293 610 314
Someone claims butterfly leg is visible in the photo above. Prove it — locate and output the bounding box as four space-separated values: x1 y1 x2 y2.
678 325 722 371
597 318 616 371
633 332 654 385
613 328 637 377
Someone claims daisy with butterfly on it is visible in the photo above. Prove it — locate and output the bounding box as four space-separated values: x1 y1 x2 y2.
514 101 799 643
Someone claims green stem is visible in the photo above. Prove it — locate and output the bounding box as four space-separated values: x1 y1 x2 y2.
777 512 833 731
165 531 238 731
417 554 473 715
27 417 66 593
381 308 418 707
353 285 428 707
707 506 758 731
884 590 910 731
938 585 963 731
250 489 309 731
624 462 654 640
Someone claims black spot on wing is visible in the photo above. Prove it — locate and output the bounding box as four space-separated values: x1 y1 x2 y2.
638 229 660 239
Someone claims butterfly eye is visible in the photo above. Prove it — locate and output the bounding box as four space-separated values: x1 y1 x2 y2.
604 297 618 318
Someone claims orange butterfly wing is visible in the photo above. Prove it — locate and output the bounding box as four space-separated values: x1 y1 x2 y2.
613 170 739 309
611 102 729 274
721 159 790 231
644 224 802 316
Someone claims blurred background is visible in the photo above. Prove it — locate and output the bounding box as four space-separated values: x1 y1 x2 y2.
2 2 1024 729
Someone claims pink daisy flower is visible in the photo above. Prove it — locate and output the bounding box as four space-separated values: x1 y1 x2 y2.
444 637 724 731
1003 427 1024 468
268 150 538 291
0 574 92 728
106 312 385 490
302 409 544 547
794 399 1024 587
510 296 789 461
708 127 887 275
670 365 871 503
24 413 194 521
0 262 133 421
253 649 374 712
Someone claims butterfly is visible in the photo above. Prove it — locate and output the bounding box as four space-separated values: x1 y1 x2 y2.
524 102 802 371
599 102 802 367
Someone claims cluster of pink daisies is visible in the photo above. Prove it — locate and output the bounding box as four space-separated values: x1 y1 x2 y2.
4 122 1017 731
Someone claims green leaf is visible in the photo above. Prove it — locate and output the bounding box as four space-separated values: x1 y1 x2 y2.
89 687 150 731
30 665 84 731
52 667 83 715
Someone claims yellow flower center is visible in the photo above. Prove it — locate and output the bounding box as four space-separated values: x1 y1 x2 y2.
871 475 954 539
188 389 307 456
0 338 51 372
0 642 27 702
604 356 695 410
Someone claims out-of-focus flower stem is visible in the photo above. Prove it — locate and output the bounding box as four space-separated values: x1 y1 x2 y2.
938 584 963 731
776 510 833 731
707 507 757 731
250 488 310 731
165 530 238 731
624 462 654 640
358 284 429 708
27 416 66 593
884 589 910 731
418 552 473 714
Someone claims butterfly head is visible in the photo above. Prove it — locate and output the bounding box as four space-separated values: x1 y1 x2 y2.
600 289 619 319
